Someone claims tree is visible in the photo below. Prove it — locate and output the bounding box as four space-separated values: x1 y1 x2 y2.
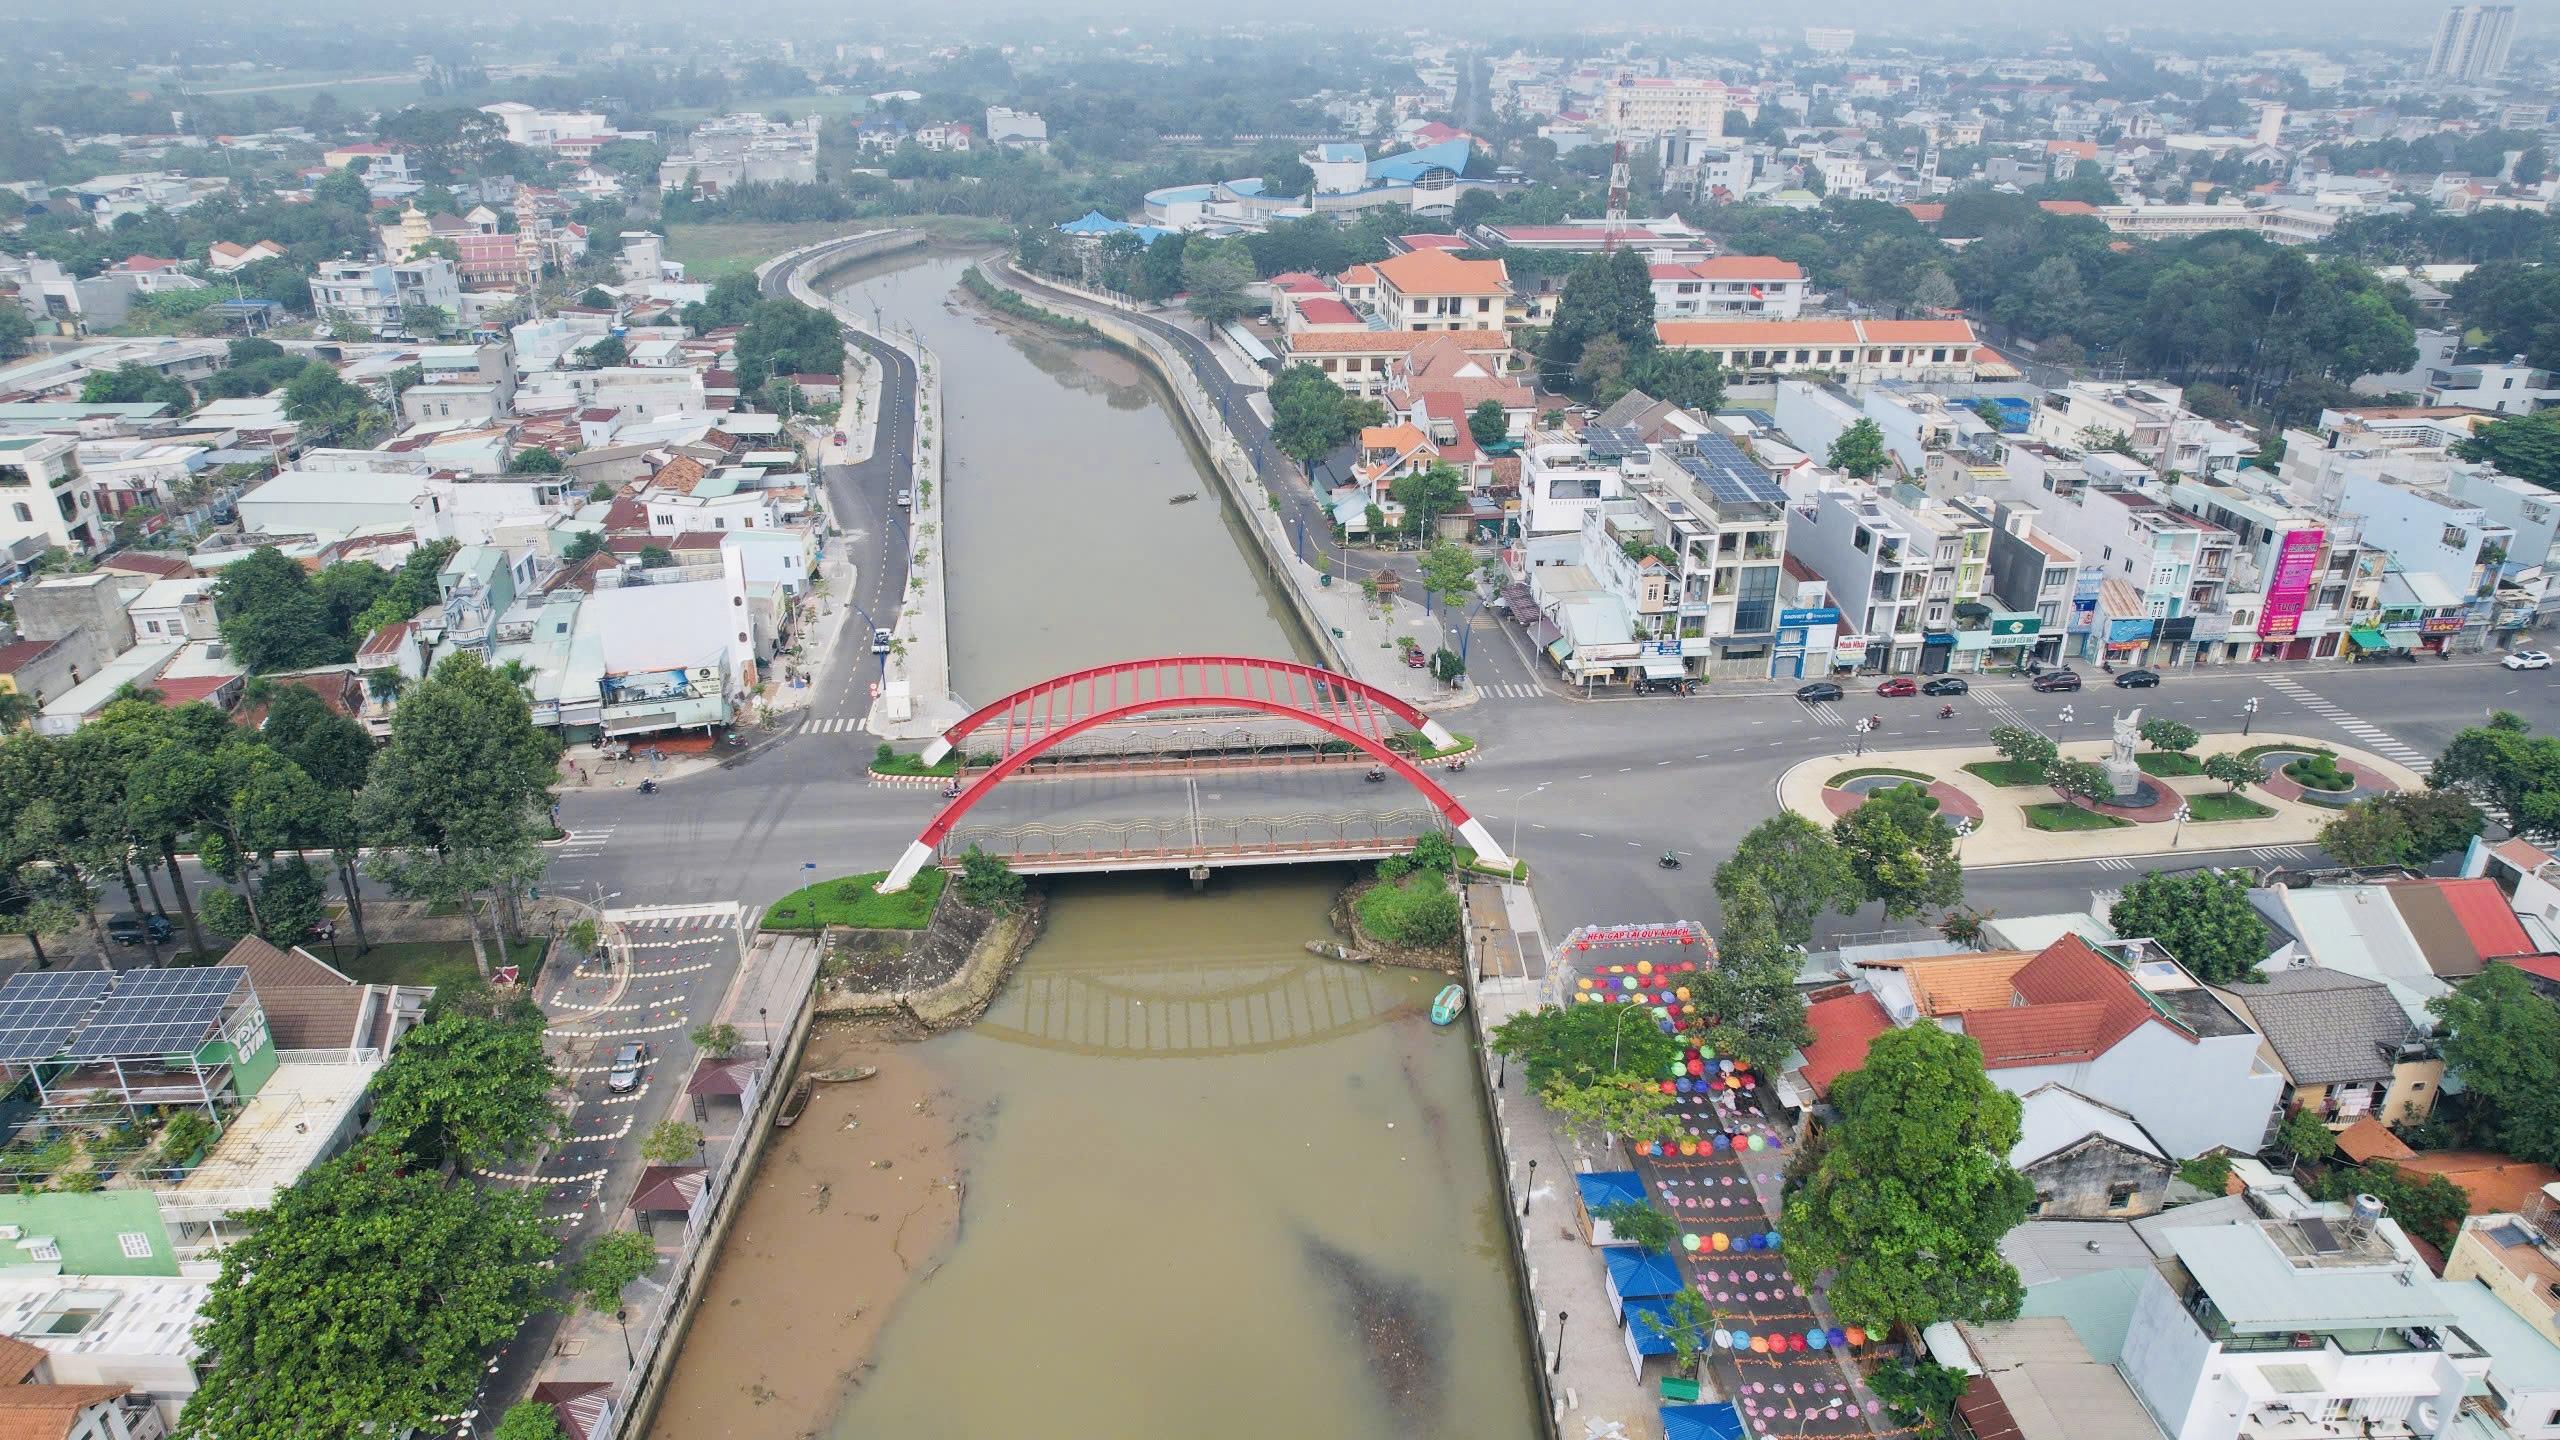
689 1021 742 1056
1269 364 1357 478
637 544 675 569
507 446 565 474
1418 541 1478 611
2108 869 2268 984
732 297 842 390
1971 398 2007 431
1542 1073 1684 1164
639 1118 704 1166
492 1402 565 1440
956 843 1025 912
2317 789 2485 870
1626 349 1726 411
2044 756 2113 811
398 302 450 340
1783 1024 2033 1332
2434 715 2560 840
365 1010 561 1167
178 1138 558 1440
1389 462 1467 538
2280 1107 2337 1163
1698 876 1812 1073
1828 417 1889 478
1181 236 1257 324
79 361 192 412
1910 268 1961 313
567 1229 658 1358
0 306 32 360
586 334 629 369
1832 784 1964 920
1988 725 2057 774
561 531 606 565
2428 965 2560 1166
1592 1199 1680 1253
1468 399 1509 448
213 546 345 673
2203 752 2260 793
1489 1002 1682 1090
2457 411 2560 491
1871 1360 1971 1436
2139 717 2199 758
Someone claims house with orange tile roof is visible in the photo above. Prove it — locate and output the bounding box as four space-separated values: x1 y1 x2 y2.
1851 936 2283 1159
1280 329 1514 398
1369 247 1511 332
1653 317 1990 384
1648 256 1807 320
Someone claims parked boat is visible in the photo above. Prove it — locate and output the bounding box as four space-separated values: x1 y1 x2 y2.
1168 492 1199 504
776 1064 878 1127
1430 984 1466 1026
776 1078 814 1127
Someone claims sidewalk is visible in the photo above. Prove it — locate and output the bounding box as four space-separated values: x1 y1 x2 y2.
1466 880 1670 1440
1776 729 2426 866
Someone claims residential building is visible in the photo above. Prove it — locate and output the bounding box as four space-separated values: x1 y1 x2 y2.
0 434 105 559
2424 357 2560 415
1471 217 1709 257
2166 473 2377 664
1592 433 1792 681
1851 936 2284 1158
914 123 972 152
395 344 517 426
1513 429 1630 537
477 103 615 148
1983 501 2080 667
2210 967 2440 1128
12 572 136 682
1988 454 2228 668
1280 330 1513 398
1648 257 1807 319
656 115 821 194
2443 1195 2560 1351
2337 474 2508 655
0 637 80 712
984 107 1049 151
1654 319 1991 385
124 578 219 646
2012 1085 2173 1220
1783 482 1938 675
2427 4 2517 82
1600 75 1729 138
1366 248 1511 332
2033 381 2252 479
203 240 286 274
305 258 461 338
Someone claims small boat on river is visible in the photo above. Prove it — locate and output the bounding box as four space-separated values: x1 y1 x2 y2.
774 1066 879 1127
1168 492 1199 504
1430 984 1465 1026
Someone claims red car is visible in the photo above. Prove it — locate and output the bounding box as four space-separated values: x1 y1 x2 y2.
1874 677 1918 697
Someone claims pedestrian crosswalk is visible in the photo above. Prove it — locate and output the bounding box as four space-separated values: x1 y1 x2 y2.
2092 857 2139 872
1974 690 2038 733
1472 682 1547 700
2249 846 2313 862
2262 677 2433 770
1800 702 1849 729
605 900 743 932
799 715 864 734
556 826 614 860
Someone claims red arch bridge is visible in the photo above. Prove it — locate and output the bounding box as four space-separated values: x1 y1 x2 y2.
881 655 1507 891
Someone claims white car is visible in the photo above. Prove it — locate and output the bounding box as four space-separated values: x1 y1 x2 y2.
2504 650 2552 671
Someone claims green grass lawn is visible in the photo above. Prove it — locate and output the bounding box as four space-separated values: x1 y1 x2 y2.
1963 759 2049 787
2023 803 2134 832
2186 792 2276 821
2136 752 2204 777
665 215 1011 278
1827 766 1934 787
336 937 550 992
870 748 963 777
763 869 946 931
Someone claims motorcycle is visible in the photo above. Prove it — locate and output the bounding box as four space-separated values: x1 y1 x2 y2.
1363 767 1388 784
1658 851 1682 870
1448 758 1468 773
940 781 962 799
637 778 658 795
1939 704 1957 718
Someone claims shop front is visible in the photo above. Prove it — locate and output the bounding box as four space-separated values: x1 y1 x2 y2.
2105 615 2156 667
1950 611 2041 674
1771 606 1840 681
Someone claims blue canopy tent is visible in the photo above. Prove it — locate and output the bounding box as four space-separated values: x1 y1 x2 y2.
1621 1295 1681 1381
1660 1402 1746 1440
1605 1246 1685 1322
1575 1171 1647 1246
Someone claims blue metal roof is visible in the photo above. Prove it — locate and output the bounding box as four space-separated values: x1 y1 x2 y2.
1370 137 1473 183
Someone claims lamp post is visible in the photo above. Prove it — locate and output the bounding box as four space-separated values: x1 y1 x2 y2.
1510 781 1552 859
2173 802 2192 848
615 1306 636 1368
2242 696 2261 736
1552 1311 1570 1375
1853 715 1875 758
1952 816 1974 858
1522 1157 1537 1218
758 1006 770 1058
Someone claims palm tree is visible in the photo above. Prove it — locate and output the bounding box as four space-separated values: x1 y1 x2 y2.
495 659 536 698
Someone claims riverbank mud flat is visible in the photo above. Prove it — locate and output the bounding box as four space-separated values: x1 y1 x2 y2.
646 1037 972 1440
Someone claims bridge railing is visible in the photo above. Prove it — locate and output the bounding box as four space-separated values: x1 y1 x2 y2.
940 808 1445 865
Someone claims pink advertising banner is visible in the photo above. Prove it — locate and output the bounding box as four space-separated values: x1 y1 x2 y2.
2258 528 2326 638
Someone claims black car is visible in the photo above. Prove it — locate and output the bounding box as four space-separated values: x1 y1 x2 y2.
2114 669 2161 688
105 914 174 947
1794 681 1845 702
1921 677 1969 696
2030 670 2083 692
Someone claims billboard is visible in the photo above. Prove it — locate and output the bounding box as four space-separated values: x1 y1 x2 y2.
2258 528 2325 638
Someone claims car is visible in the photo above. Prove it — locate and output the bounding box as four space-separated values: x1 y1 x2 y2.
1874 677 1918 697
2113 668 2162 688
105 914 174 947
2505 649 2553 671
2030 670 2083 692
872 628 893 655
1921 677 1969 696
1795 682 1844 702
832 431 847 446
896 489 913 508
607 1043 650 1094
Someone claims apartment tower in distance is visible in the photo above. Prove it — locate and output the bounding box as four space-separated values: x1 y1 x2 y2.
2427 4 2517 82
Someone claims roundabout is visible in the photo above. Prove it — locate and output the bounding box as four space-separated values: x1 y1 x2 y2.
1781 728 2428 868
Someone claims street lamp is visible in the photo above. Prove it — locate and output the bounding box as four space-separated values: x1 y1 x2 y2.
1522 1157 1537 1218
1552 1311 1570 1375
614 1306 636 1369
2059 704 2075 728
1952 817 1974 858
2173 802 2192 848
1853 715 1875 758
2242 696 2261 736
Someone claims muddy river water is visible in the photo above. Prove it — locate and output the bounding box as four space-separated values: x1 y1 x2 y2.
649 251 1537 1439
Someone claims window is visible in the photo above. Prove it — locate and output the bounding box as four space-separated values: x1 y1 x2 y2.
2101 546 2112 560
10 503 27 523
117 1233 153 1259
2030 1192 2051 1216
2107 1183 2139 1211
22 1241 58 1264
145 621 161 633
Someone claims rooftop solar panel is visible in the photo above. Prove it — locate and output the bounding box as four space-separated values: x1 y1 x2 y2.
66 966 245 1061
1675 436 1787 508
0 971 114 1063
1584 425 1645 460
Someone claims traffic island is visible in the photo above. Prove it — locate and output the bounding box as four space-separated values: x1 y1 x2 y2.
1778 729 2423 866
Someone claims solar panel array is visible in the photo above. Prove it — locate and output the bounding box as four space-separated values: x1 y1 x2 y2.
1583 425 1645 460
67 966 246 1060
1675 435 1788 508
0 972 114 1064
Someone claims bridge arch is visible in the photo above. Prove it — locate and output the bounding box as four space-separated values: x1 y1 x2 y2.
881 687 1506 891
919 655 1457 766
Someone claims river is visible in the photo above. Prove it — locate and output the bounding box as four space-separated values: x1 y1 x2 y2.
648 249 1538 1440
